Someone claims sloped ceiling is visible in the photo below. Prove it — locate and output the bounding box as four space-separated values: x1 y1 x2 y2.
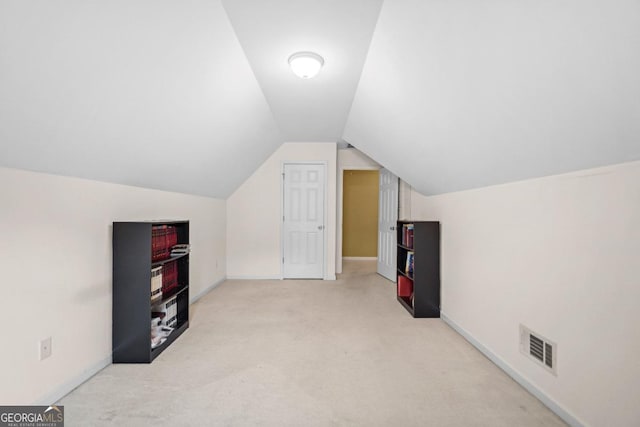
222 0 383 142
0 0 282 198
1 1 639 199
344 0 640 195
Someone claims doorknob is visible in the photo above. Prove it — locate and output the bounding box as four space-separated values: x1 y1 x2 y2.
318 225 324 230
390 226 395 231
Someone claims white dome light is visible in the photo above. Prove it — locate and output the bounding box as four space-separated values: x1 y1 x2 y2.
288 51 324 79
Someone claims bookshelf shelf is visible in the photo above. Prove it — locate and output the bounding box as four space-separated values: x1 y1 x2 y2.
113 220 190 363
397 269 413 280
151 252 189 268
157 284 189 306
397 295 413 313
396 221 440 318
150 321 189 360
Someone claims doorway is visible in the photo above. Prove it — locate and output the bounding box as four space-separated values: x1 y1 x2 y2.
342 170 379 259
336 148 399 280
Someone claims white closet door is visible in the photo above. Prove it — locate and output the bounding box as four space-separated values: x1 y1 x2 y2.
283 163 325 279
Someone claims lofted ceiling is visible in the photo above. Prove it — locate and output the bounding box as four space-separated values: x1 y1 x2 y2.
1 0 639 199
0 0 282 198
222 0 383 142
345 0 640 195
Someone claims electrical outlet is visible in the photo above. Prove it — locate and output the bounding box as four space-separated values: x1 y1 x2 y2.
40 337 52 360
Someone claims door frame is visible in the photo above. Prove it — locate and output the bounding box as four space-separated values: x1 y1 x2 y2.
281 161 329 280
337 166 381 274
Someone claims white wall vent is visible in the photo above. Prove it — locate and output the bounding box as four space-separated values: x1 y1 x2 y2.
519 325 557 375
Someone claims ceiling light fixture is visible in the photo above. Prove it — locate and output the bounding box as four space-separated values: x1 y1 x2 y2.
288 51 324 79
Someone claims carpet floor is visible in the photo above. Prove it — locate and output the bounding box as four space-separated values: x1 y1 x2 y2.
59 260 566 426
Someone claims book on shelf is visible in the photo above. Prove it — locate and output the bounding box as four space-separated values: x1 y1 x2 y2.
401 224 407 246
405 251 414 277
150 317 174 349
398 275 413 297
152 225 178 262
406 224 414 248
151 266 163 302
152 295 177 328
161 261 178 294
401 223 414 248
170 244 190 256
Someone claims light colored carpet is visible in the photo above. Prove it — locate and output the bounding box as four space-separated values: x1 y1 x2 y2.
59 260 566 426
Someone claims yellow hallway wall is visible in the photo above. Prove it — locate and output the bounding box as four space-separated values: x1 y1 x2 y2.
342 170 379 257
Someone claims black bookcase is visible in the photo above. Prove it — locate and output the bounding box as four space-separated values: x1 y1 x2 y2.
396 221 440 318
112 220 189 363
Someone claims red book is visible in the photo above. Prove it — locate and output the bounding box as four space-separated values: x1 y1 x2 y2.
398 275 413 297
167 226 178 249
152 225 179 262
161 226 169 260
162 261 178 293
151 226 161 261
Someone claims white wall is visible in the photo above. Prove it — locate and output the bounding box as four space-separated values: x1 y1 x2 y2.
411 161 640 427
0 167 226 405
398 179 412 221
336 148 380 273
227 143 337 279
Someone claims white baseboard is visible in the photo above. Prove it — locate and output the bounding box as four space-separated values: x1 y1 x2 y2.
35 277 243 406
342 257 377 261
37 278 225 405
37 355 111 405
227 275 338 281
226 275 282 280
441 313 585 427
190 277 226 304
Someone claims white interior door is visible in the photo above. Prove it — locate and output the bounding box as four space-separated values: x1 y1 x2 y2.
283 163 325 279
377 168 398 281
